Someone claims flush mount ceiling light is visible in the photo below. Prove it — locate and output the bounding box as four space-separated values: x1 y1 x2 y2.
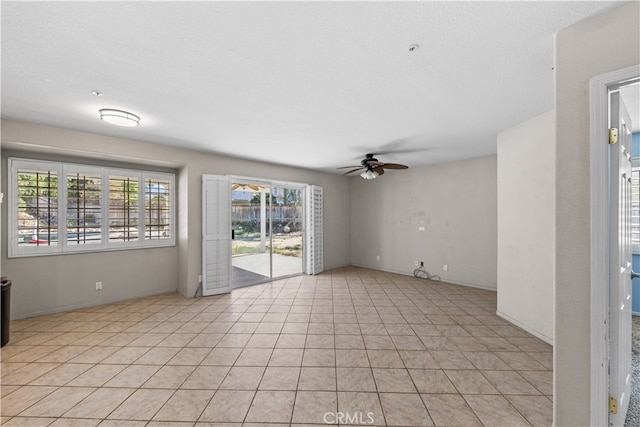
99 109 140 127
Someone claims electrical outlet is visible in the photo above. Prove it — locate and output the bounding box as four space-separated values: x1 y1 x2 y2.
198 275 203 283
414 261 419 267
376 255 380 261
95 281 103 290
443 264 448 272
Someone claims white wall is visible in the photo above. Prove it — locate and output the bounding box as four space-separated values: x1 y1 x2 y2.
554 2 640 425
350 155 497 290
1 119 352 319
497 110 555 344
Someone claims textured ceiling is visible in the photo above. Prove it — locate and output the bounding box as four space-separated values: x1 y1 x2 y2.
1 1 631 173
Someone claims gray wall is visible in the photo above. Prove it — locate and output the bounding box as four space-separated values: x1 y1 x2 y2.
497 110 555 344
1 119 352 319
350 155 497 290
554 2 640 425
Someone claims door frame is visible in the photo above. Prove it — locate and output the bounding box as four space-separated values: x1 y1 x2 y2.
590 65 640 426
229 175 307 285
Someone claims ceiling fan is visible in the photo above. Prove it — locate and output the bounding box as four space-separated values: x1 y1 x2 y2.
338 153 408 180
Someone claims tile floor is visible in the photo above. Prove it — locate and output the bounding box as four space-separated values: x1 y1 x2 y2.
0 267 553 426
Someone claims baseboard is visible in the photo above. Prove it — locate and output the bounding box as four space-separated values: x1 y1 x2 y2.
11 288 178 320
496 310 554 346
350 263 497 292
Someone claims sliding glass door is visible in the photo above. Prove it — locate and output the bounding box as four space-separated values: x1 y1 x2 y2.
231 181 303 288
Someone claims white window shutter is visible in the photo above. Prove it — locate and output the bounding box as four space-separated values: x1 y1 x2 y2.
305 185 323 275
202 175 231 296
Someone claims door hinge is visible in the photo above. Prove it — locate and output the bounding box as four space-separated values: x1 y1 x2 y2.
609 127 619 145
609 396 618 414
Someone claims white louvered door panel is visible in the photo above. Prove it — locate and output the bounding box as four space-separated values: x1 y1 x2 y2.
305 185 323 275
202 175 231 296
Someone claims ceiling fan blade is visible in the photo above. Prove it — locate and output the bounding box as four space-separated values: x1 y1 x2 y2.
375 167 385 176
343 167 364 175
382 163 408 169
337 165 363 169
365 160 384 166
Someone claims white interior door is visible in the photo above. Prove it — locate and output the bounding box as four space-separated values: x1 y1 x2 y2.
609 90 633 426
202 175 231 296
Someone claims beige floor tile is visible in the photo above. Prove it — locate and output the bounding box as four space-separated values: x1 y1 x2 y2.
482 370 541 395
308 323 335 334
275 334 306 348
363 335 395 350
463 351 511 370
215 334 251 348
397 350 438 369
292 391 338 424
50 417 101 426
245 390 296 423
101 346 150 364
104 365 161 388
108 388 174 420
335 334 365 349
372 369 416 392
3 268 554 426
390 335 426 350
28 363 92 386
305 334 335 349
181 365 230 389
366 350 404 368
235 348 273 366
158 333 198 347
20 386 95 417
1 362 60 385
519 370 553 395
337 391 385 425
98 420 147 426
336 367 376 392
299 367 336 390
269 348 304 366
0 385 58 416
219 366 265 390
199 390 254 422
246 334 278 348
67 364 127 387
64 388 135 419
68 346 119 363
143 365 196 389
464 394 530 426
200 347 242 365
334 323 361 335
259 366 300 390
254 322 283 334
153 389 214 421
430 350 475 369
301 349 335 367
336 349 369 368
379 393 432 426
444 370 499 395
421 393 482 426
1 416 57 426
407 369 457 394
134 347 181 365
507 395 553 427
166 347 211 365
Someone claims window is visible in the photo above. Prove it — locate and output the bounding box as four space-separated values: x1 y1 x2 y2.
9 158 175 257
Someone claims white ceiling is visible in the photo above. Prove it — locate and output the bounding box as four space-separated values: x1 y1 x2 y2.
1 1 633 173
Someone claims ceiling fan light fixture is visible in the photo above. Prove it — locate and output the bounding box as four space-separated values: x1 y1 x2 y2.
361 169 379 180
99 109 140 127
